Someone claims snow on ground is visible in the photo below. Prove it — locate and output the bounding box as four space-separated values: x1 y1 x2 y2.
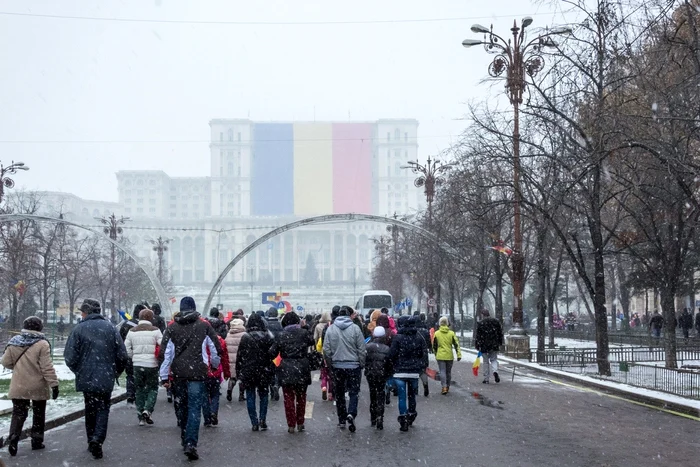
0 361 75 380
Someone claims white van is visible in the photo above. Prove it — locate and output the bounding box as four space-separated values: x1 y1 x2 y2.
356 290 394 319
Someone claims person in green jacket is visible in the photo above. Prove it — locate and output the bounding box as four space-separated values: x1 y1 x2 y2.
432 317 461 394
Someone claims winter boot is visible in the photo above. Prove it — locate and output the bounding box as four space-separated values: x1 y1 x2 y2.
226 389 233 402
238 388 245 401
398 415 409 432
407 412 417 427
376 416 384 430
441 386 448 395
494 372 500 383
423 383 429 397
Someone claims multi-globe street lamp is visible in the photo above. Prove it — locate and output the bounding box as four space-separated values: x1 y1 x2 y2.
99 213 129 318
0 161 29 204
462 18 571 352
402 156 454 314
150 236 171 285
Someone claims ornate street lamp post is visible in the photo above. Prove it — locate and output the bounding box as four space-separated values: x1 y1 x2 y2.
402 156 454 314
0 161 29 204
99 213 129 319
150 236 171 285
463 18 571 354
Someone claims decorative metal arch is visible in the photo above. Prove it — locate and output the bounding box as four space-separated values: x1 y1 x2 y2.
0 214 172 317
204 213 461 313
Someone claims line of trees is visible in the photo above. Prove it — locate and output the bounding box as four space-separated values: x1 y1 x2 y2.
0 192 167 330
373 1 699 373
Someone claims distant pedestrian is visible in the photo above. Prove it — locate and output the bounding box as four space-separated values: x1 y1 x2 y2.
120 303 146 405
415 314 432 397
1 316 59 457
265 308 284 401
56 317 66 341
364 326 393 430
696 309 700 337
649 310 664 343
432 316 462 394
124 308 163 426
272 312 315 433
474 309 504 384
65 299 128 460
159 296 223 461
236 313 276 431
224 318 246 402
207 307 229 340
314 311 332 401
323 306 366 432
679 308 693 341
389 316 427 432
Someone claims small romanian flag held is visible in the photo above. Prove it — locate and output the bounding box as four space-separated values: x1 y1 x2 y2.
472 351 482 377
489 240 513 257
13 280 26 297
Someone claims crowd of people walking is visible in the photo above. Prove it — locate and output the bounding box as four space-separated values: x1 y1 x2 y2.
0 297 485 462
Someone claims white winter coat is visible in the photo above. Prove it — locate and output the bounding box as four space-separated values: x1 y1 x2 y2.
124 320 163 368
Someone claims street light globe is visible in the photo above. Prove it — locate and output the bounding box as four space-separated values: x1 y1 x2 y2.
550 26 573 35
462 39 483 48
522 17 534 28
470 24 490 34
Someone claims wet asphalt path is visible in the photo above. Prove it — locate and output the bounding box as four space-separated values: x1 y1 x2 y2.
2 360 696 467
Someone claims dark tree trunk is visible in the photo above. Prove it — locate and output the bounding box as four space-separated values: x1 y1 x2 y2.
659 289 678 369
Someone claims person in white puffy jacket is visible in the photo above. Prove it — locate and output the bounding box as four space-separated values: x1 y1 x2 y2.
124 308 163 426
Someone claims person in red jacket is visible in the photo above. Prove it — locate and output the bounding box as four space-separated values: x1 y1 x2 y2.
202 332 231 427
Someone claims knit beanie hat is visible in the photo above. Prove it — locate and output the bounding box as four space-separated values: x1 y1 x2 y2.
180 296 196 312
231 318 244 327
373 326 386 338
23 316 43 332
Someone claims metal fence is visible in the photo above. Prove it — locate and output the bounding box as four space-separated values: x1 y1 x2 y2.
585 363 700 400
533 346 700 367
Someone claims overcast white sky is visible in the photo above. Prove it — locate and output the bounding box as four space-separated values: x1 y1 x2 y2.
0 0 567 202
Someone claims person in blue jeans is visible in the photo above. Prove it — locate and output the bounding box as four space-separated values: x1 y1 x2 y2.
389 316 428 432
236 313 276 431
159 297 223 461
323 306 367 432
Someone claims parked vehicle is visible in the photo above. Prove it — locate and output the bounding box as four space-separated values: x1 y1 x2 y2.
356 290 393 318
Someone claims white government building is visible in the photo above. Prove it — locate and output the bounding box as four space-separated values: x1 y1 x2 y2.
36 119 424 312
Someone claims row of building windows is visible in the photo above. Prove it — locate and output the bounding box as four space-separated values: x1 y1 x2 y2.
219 129 243 142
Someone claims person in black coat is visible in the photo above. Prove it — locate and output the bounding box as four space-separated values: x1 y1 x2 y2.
151 303 167 332
364 326 393 430
271 312 315 433
265 307 284 400
236 313 276 431
389 316 427 431
64 299 128 460
474 309 504 384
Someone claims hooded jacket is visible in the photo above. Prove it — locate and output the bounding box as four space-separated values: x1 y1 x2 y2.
235 313 276 388
474 317 504 353
390 318 428 375
158 310 223 382
366 310 382 334
225 321 246 379
1 330 58 400
65 313 128 393
323 316 366 369
207 317 229 340
364 336 393 381
432 325 462 361
124 320 163 368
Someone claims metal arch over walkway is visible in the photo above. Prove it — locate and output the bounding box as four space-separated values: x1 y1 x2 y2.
0 214 173 317
204 213 461 313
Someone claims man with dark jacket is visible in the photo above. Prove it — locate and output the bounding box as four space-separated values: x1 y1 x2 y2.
415 314 432 397
159 297 223 461
389 316 427 431
151 303 166 333
364 326 393 430
474 309 504 384
265 307 284 400
65 299 128 460
323 306 366 432
119 303 146 404
207 307 229 340
649 310 664 343
679 308 693 341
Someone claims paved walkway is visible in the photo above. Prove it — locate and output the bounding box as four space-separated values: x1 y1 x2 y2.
2 360 697 467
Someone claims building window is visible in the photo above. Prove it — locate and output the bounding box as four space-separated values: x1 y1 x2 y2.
219 132 223 141
150 198 156 204
170 195 176 200
228 161 234 175
404 132 408 142
137 198 143 204
237 132 241 142
170 204 176 209
387 132 390 142
395 128 401 140
149 207 156 213
125 208 131 213
238 166 241 176
137 207 143 213
228 128 233 141
125 198 132 203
